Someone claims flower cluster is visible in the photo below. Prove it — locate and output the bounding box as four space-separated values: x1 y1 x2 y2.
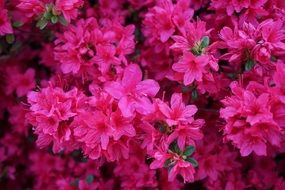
1 0 285 189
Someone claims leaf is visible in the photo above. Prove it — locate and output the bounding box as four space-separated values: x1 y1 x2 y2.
270 56 277 62
191 46 201 56
51 16 58 24
192 89 198 101
186 157 198 168
245 59 254 71
164 158 173 168
181 85 190 93
86 175 94 184
12 21 23 28
36 18 48 30
43 11 52 20
81 157 88 163
169 141 181 154
59 16 68 26
200 36 210 48
69 178 79 187
183 145 195 156
5 34 15 44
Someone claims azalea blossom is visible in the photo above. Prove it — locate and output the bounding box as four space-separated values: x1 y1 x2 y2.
104 64 160 117
2 0 285 189
172 52 209 85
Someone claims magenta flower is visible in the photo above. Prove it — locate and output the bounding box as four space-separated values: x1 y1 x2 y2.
110 110 136 140
0 8 12 36
73 111 112 150
104 64 160 117
172 52 209 85
243 92 272 125
5 68 35 97
170 21 209 52
54 18 100 74
168 160 195 183
158 93 198 126
3 0 285 188
55 0 83 23
16 0 45 19
167 120 204 150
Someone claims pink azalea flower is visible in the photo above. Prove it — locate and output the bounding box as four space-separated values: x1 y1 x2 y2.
27 86 85 152
110 110 136 140
158 93 198 126
167 120 204 150
243 92 272 125
219 24 256 68
73 111 112 150
4 0 285 187
104 64 160 117
172 52 209 85
238 130 267 157
168 159 195 183
253 19 285 63
93 44 121 73
104 138 130 161
144 0 175 43
55 0 84 23
0 8 13 36
273 61 285 103
150 150 172 169
17 0 45 19
6 68 35 97
170 21 209 52
54 18 100 74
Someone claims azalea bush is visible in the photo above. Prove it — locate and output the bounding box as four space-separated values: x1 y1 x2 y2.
1 0 285 189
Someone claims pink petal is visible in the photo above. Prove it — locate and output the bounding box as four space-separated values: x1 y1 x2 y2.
172 62 188 73
136 79 160 97
170 93 183 110
122 64 142 89
104 82 124 99
253 141 267 156
170 35 189 51
123 124 136 137
158 103 172 118
160 29 175 42
182 105 198 118
183 71 195 85
101 134 109 150
118 96 135 117
135 96 155 115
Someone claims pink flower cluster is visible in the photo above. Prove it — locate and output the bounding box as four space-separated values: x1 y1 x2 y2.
1 0 285 189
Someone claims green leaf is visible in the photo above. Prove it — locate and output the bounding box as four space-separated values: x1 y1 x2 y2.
200 36 210 48
169 141 181 154
270 56 277 62
86 175 94 184
12 21 23 28
164 158 173 168
43 11 52 20
183 145 195 156
159 125 166 133
227 73 236 80
36 18 48 30
5 34 15 44
69 178 79 187
191 89 198 101
181 85 190 93
81 157 88 163
59 16 68 26
191 46 201 56
51 16 58 24
245 59 254 71
186 157 198 168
